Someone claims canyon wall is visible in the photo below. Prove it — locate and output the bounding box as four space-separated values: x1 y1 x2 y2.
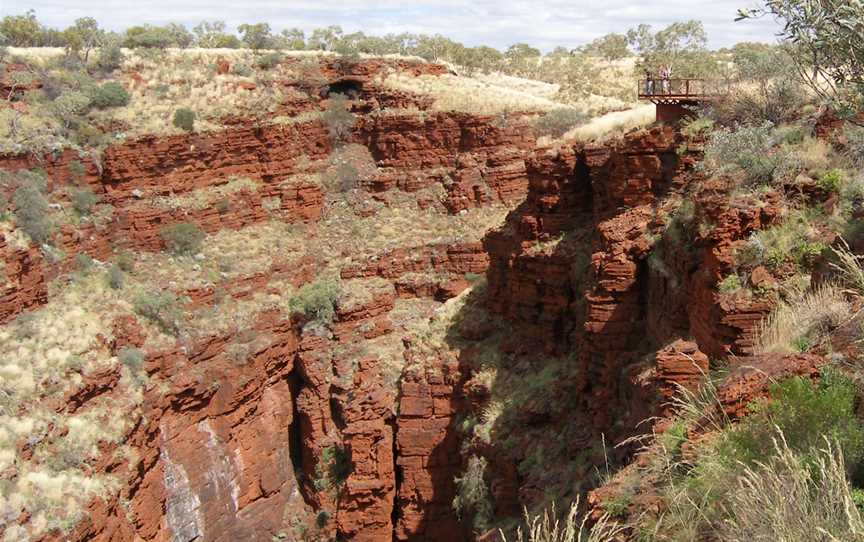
0 58 787 541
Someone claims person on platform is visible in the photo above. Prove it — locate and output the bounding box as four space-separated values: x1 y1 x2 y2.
644 69 654 95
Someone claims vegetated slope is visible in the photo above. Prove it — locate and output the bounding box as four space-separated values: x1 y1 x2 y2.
4 44 858 542
0 51 555 542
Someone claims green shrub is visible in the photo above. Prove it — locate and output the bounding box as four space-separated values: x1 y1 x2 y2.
117 346 144 371
843 125 864 169
230 62 253 76
172 108 196 131
106 264 124 289
51 90 92 126
322 93 355 144
116 251 135 272
289 278 341 325
717 274 742 295
720 367 864 477
255 51 282 69
133 291 185 336
658 420 688 457
792 240 827 267
531 108 587 138
292 280 340 321
95 43 125 71
682 117 714 137
215 197 230 214
774 124 806 145
68 160 86 180
89 82 130 108
702 122 777 185
70 187 98 215
818 169 844 194
74 253 93 272
853 488 864 513
160 222 204 255
453 455 494 532
12 177 52 245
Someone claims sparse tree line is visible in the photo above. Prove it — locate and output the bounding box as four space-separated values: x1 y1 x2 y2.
0 10 739 82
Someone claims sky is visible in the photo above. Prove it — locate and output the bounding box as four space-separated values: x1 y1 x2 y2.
3 0 782 51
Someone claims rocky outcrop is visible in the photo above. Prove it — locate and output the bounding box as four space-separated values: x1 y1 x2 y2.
655 340 709 409
59 311 313 542
357 112 535 212
0 234 47 324
717 352 826 419
394 356 469 541
115 179 323 252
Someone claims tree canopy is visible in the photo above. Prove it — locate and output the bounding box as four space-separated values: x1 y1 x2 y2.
738 0 864 116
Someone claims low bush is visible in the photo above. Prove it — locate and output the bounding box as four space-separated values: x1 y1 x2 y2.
531 108 587 138
818 169 844 194
106 264 123 289
717 274 742 295
255 51 282 70
173 108 195 132
68 160 86 180
702 122 776 185
160 222 204 255
313 445 351 492
89 82 130 109
843 124 864 169
133 291 185 336
230 62 253 77
117 346 144 372
289 278 341 325
215 197 230 214
682 117 714 138
74 253 93 272
95 43 125 71
116 251 135 272
52 90 92 127
740 210 824 271
719 367 864 478
70 187 98 216
12 175 52 245
453 455 494 532
322 93 355 144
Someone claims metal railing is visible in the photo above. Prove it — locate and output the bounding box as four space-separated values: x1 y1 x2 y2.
637 78 726 99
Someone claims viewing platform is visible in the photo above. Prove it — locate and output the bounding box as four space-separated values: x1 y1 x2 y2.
637 79 726 122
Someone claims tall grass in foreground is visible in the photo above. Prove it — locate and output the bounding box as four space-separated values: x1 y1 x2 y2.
721 436 864 542
831 241 864 297
500 498 626 542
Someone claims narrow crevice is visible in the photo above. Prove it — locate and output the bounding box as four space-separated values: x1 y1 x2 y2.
287 371 304 477
387 414 401 542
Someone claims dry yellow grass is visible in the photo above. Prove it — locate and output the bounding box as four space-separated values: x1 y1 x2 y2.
562 104 655 143
755 283 851 354
376 72 572 114
0 273 146 540
148 176 259 211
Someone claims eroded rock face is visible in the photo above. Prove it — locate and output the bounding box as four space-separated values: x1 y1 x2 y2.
1 60 796 540
394 358 469 541
0 234 47 325
57 312 310 542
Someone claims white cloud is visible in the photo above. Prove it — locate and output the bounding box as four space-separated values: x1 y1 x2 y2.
5 0 781 51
